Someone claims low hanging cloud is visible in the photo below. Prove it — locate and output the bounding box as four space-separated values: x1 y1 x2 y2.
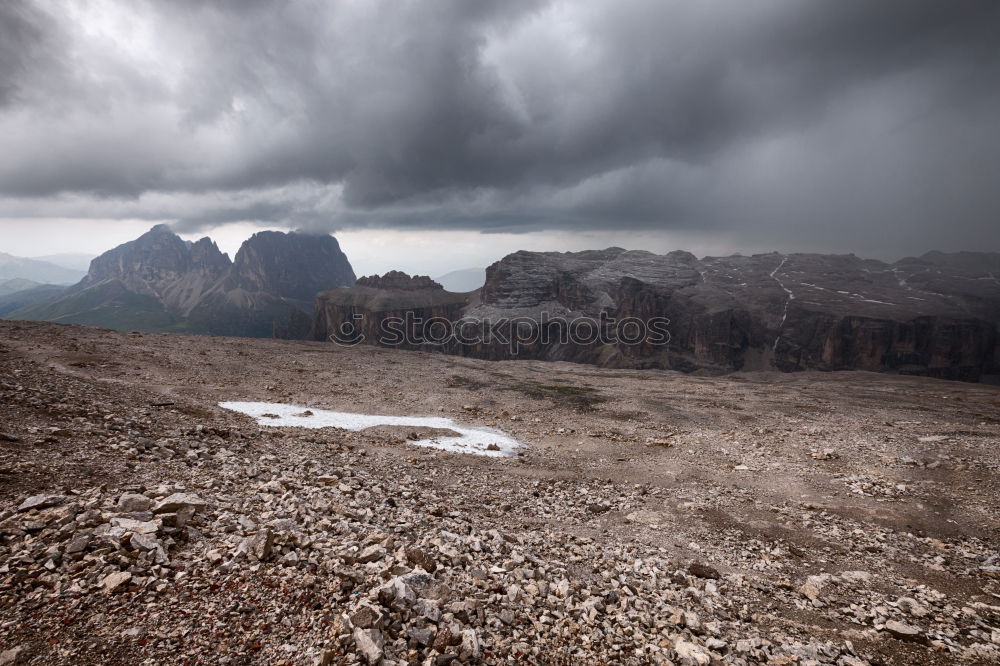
1 0 999 254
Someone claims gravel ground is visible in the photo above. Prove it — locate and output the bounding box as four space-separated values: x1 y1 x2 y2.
0 320 998 665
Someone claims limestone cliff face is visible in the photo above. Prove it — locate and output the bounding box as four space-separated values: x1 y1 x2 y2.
83 224 229 301
313 272 471 350
471 249 1000 379
315 249 1000 382
228 231 355 301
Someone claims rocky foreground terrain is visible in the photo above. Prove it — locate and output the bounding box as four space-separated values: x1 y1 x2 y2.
1 320 999 665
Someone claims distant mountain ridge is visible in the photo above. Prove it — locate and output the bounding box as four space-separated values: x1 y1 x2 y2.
6 224 356 336
0 278 44 297
434 267 486 293
29 253 95 272
0 284 67 317
0 253 86 284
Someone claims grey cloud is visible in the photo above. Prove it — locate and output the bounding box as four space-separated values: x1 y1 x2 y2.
0 0 60 106
0 0 998 255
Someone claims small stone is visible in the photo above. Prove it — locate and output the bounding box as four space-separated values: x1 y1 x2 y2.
811 448 838 460
65 532 92 554
674 639 711 665
897 596 928 618
17 494 67 512
459 629 481 660
884 620 925 644
353 627 384 664
111 517 161 534
153 492 206 514
130 532 168 561
432 627 460 651
410 626 436 647
799 583 822 601
350 603 382 629
239 528 274 561
377 577 416 610
0 646 24 666
688 562 721 579
405 546 437 573
840 571 872 583
414 598 441 623
102 571 132 593
355 544 386 564
117 493 153 513
160 505 196 528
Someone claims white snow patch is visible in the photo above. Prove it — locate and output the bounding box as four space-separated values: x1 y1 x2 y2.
219 401 523 457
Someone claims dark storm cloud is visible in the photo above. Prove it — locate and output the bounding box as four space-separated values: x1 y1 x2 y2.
0 0 61 107
1 0 999 253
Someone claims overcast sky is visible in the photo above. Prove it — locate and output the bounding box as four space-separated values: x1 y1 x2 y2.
1 0 998 275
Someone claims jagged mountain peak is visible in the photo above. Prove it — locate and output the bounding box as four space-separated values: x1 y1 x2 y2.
230 230 355 302
189 237 232 273
8 225 356 337
84 224 192 286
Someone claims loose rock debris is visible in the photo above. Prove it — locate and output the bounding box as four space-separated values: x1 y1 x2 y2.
0 320 999 664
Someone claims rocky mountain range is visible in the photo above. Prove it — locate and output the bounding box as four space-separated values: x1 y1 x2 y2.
6 227 999 381
5 224 356 337
315 249 1000 382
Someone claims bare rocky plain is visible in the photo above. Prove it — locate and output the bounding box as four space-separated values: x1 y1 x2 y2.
1 320 999 665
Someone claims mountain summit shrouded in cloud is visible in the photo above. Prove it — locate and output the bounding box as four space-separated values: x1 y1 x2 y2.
1 1 999 259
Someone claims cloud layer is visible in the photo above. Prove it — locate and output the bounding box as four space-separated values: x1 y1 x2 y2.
1 0 999 253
